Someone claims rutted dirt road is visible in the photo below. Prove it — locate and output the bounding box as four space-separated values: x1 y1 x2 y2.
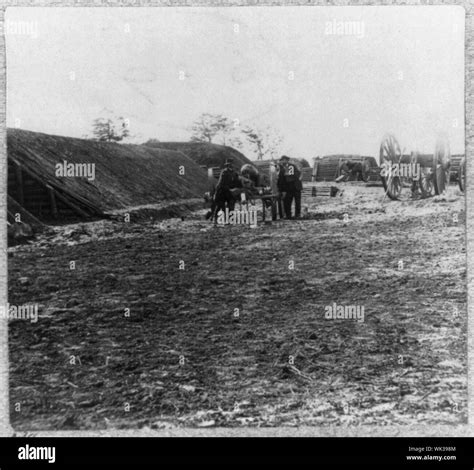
8 185 467 429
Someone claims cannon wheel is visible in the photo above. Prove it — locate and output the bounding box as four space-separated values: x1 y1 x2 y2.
458 157 466 192
411 152 435 198
380 134 409 200
418 167 435 197
433 137 451 195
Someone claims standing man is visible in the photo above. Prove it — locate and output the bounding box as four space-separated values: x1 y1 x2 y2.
277 155 302 219
277 158 288 219
213 158 242 220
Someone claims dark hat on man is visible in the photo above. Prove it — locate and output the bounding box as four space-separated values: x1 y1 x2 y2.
224 159 234 166
279 155 290 162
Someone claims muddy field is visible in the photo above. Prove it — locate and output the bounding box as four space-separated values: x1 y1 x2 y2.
8 184 467 430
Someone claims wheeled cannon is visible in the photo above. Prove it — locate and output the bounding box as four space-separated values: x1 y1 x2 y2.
204 162 280 222
379 134 451 201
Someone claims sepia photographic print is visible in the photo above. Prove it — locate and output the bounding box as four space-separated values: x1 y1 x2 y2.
3 4 468 434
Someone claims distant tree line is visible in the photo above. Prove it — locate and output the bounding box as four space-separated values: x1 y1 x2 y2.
189 113 284 161
86 112 298 162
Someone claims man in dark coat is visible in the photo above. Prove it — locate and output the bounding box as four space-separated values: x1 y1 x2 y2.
277 155 302 219
213 159 242 220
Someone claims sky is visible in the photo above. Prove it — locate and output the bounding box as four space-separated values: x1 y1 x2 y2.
5 6 465 160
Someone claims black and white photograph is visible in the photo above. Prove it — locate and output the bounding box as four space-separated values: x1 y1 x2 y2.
4 5 467 431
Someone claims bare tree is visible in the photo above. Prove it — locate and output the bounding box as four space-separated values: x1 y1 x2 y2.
91 116 130 142
223 129 243 149
241 126 284 160
190 113 242 147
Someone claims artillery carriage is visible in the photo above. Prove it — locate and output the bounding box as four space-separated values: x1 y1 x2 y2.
206 163 280 221
379 134 451 200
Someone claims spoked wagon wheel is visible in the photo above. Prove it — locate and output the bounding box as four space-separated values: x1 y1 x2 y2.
412 152 435 198
458 157 466 192
380 134 411 200
418 167 435 197
433 137 451 195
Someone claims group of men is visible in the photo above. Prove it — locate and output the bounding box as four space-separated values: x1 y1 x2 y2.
208 155 302 221
337 160 366 182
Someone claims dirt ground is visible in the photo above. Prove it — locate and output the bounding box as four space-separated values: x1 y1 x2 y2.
8 183 467 430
